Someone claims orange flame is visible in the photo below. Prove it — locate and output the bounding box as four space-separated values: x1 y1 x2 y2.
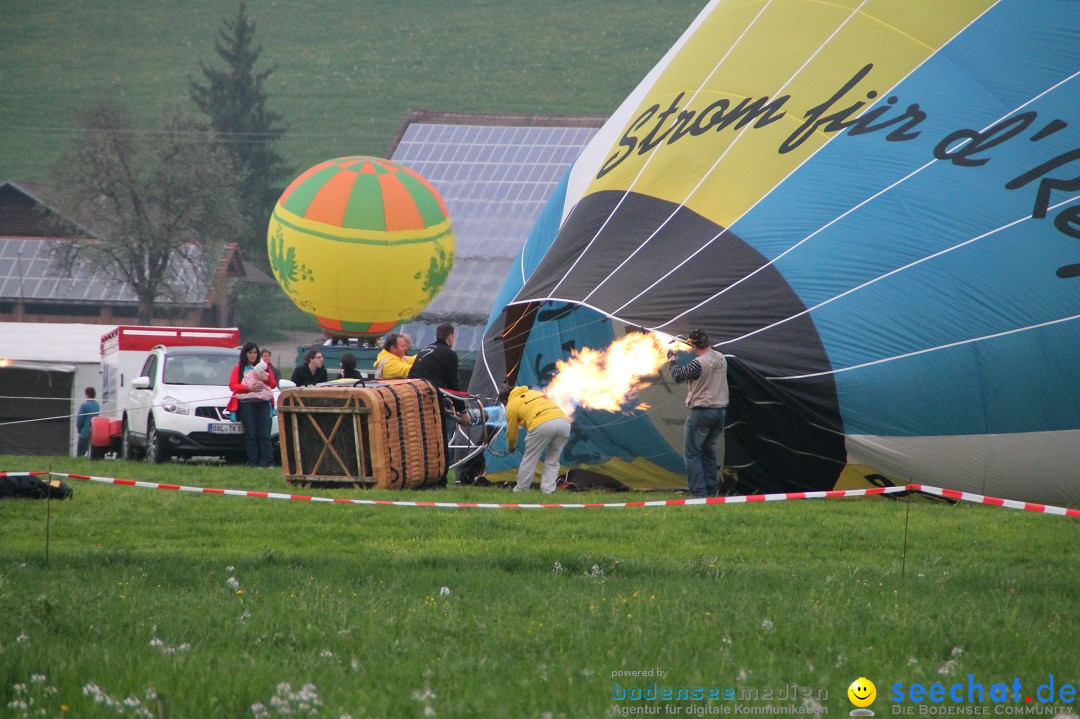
545 332 674 418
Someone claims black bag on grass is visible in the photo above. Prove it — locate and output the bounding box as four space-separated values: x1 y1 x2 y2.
0 475 73 500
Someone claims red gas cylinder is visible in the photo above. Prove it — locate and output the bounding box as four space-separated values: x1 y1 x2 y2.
90 416 112 447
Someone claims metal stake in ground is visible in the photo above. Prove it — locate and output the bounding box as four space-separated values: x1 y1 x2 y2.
901 486 913 580
45 463 52 567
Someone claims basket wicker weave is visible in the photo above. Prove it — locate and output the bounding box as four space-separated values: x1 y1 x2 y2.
278 379 445 489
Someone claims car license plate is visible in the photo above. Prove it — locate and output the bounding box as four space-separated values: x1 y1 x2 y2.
209 422 244 434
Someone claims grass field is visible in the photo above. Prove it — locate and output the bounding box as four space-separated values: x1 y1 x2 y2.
1 1 706 182
2 454 1078 718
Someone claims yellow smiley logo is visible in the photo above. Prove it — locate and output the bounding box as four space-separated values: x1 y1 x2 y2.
848 677 877 707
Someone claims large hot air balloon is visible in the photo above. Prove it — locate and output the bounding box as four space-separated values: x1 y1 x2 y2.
268 156 453 338
473 0 1080 503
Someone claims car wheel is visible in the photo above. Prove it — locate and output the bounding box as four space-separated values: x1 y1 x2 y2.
146 418 169 464
121 420 141 460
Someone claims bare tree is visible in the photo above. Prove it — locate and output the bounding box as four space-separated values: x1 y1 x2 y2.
52 97 246 324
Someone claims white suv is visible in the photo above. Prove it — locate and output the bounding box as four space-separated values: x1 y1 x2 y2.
121 345 289 463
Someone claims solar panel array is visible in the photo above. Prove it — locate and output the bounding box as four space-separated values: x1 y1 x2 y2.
0 237 211 305
391 121 602 355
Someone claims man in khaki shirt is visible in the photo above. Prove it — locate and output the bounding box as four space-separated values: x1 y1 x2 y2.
668 329 728 498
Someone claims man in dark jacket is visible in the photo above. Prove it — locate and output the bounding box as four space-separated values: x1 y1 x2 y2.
291 348 328 386
408 323 460 392
408 323 461 484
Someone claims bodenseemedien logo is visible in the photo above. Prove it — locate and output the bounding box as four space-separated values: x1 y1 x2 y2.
849 677 877 716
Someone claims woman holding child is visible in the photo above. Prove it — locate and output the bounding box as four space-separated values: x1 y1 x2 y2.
228 341 277 467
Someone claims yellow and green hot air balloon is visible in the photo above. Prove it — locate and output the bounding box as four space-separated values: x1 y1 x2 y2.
268 156 454 338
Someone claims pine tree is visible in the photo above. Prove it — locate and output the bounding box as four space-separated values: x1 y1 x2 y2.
190 2 291 268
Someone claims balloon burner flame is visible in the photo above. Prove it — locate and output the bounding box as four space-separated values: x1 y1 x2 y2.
545 332 673 418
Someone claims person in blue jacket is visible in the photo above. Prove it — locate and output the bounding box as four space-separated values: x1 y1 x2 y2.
75 387 100 458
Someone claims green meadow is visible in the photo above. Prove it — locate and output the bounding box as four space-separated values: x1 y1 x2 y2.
1 0 705 182
3 2 1080 716
2 455 1077 718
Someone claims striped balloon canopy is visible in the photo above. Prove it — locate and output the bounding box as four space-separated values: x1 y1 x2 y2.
474 0 1080 504
268 156 454 338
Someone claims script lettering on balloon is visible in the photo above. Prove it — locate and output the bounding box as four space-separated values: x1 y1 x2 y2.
596 62 1080 277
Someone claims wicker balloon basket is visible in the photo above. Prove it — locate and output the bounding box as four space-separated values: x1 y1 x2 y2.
277 379 446 489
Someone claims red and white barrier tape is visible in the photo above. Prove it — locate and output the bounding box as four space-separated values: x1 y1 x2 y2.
32 472 1080 516
0 471 48 477
47 472 898 508
908 483 1080 517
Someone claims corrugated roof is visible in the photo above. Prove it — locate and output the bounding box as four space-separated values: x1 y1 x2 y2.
389 111 605 354
0 237 215 305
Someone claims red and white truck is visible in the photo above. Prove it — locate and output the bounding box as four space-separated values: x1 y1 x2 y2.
96 325 246 461
99 326 240 419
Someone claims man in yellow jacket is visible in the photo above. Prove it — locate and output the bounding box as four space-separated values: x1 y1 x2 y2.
500 384 572 494
373 333 416 379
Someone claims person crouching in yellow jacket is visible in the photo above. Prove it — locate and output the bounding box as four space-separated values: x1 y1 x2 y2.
374 333 416 379
499 384 572 494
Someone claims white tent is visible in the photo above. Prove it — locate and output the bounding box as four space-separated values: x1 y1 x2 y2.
0 322 113 456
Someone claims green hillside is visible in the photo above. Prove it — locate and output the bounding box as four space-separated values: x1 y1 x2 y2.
0 0 706 182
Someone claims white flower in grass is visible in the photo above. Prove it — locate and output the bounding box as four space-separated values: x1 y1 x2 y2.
937 646 964 675
412 687 437 702
552 561 564 573
737 669 749 682
227 565 236 572
907 657 919 666
15 633 28 643
760 618 774 632
424 706 436 717
588 564 604 577
30 674 46 684
439 586 451 597
227 576 241 590
251 702 269 719
320 649 334 658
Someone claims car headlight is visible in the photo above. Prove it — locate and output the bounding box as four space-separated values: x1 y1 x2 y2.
161 396 190 415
